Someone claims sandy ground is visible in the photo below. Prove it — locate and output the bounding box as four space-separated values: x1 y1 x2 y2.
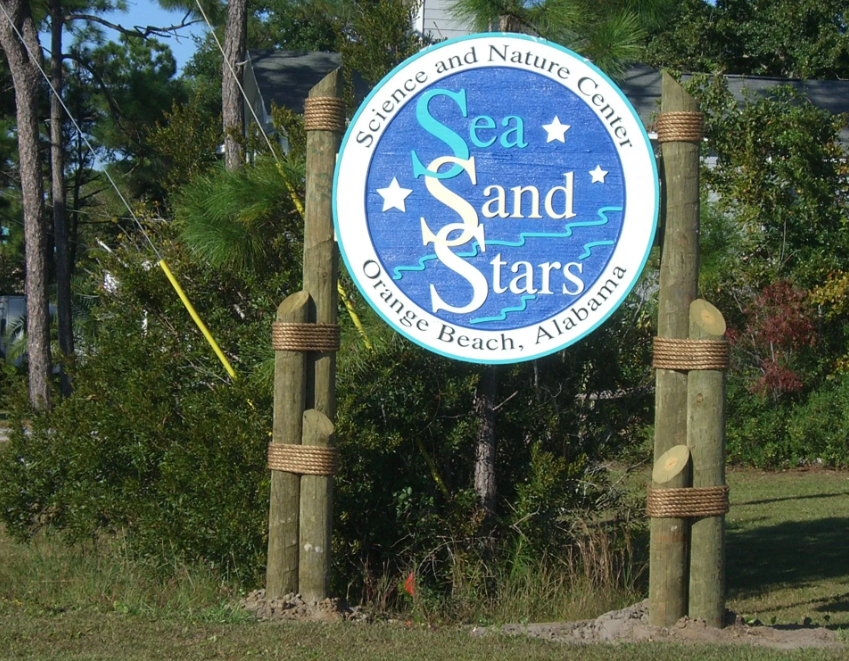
243 590 369 622
244 592 840 650
481 600 841 650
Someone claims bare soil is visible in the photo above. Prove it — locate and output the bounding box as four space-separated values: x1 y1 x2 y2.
243 590 370 623
244 593 840 651
482 600 840 650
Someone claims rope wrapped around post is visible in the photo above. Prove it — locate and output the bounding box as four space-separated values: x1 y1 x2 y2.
652 337 729 371
267 443 339 475
656 111 703 143
272 322 341 353
303 97 346 132
646 485 729 518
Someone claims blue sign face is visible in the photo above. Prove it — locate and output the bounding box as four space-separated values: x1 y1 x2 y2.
335 35 658 364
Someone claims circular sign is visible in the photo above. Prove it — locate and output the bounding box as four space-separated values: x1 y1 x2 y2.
334 34 658 364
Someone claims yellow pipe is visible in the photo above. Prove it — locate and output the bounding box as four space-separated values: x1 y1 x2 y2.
277 166 372 352
278 165 306 219
158 260 237 379
338 282 373 351
415 437 451 499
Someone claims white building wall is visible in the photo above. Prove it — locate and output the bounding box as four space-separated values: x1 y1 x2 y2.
417 0 474 41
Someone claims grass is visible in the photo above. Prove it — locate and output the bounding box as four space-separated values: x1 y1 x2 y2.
0 615 845 661
0 530 250 623
0 469 847 660
725 469 849 629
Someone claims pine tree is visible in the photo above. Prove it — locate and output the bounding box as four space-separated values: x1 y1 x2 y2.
451 0 676 78
0 0 51 408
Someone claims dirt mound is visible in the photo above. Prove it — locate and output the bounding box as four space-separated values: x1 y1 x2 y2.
243 590 370 623
485 600 840 650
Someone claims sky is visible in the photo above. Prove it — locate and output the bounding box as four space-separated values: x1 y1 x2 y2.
39 0 206 73
97 1 206 71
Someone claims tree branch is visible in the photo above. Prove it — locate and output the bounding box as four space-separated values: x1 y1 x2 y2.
61 51 125 132
64 13 202 41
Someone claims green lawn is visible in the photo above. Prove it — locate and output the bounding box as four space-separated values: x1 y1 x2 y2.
0 469 846 660
725 469 849 629
0 615 845 661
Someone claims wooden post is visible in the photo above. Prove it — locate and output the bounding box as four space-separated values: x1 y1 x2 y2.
650 72 700 627
299 409 335 602
688 299 727 627
266 291 310 598
299 68 344 600
650 444 692 627
303 68 343 419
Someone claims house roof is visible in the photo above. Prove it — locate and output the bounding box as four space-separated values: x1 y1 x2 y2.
247 51 849 143
248 50 346 115
619 65 849 143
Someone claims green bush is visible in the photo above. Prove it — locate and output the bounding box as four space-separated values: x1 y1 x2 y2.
0 242 276 583
726 374 849 469
332 296 654 604
784 375 849 467
726 382 790 467
0 152 655 604
0 219 652 607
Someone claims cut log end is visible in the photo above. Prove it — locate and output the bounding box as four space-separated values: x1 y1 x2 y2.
302 409 335 446
308 67 345 98
690 299 726 337
653 444 691 484
277 290 311 318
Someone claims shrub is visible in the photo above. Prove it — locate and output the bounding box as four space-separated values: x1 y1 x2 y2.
1 152 656 607
0 234 277 583
785 375 849 467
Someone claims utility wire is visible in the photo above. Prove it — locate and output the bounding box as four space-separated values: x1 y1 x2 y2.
193 0 280 161
0 1 162 260
191 3 374 350
1 5 238 380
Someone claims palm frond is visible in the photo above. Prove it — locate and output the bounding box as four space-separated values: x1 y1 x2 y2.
581 11 645 79
175 157 303 273
4 313 28 364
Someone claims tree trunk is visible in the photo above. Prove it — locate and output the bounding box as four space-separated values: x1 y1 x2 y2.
50 0 73 397
222 0 246 171
499 14 520 33
0 0 51 409
474 365 497 518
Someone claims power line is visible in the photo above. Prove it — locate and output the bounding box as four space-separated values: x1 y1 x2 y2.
193 0 281 162
0 189 147 222
0 1 163 261
0 210 101 253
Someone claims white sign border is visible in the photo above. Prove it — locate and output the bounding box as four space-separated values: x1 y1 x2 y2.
334 33 659 364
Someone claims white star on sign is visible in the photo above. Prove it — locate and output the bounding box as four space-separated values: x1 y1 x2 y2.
542 116 571 143
376 177 413 212
589 165 608 183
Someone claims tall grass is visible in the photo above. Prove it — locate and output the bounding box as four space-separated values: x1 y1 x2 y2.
389 513 646 625
2 508 645 626
0 526 249 622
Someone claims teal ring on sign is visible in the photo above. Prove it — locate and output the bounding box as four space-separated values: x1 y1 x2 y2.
334 33 658 364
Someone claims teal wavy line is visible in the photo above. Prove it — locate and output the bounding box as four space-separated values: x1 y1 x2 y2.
470 295 537 325
390 206 623 280
482 206 623 248
579 241 615 259
393 254 438 280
